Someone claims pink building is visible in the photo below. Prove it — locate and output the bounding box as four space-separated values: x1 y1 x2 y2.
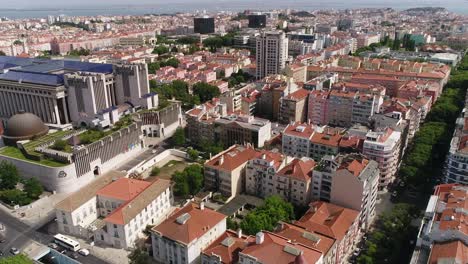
307 90 329 125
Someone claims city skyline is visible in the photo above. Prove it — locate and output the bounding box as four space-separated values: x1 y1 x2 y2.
2 0 468 17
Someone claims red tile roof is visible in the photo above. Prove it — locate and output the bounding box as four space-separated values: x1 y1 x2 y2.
295 201 359 241
205 145 259 172
97 178 151 201
152 203 226 245
428 241 468 264
241 231 323 264
202 230 255 264
275 222 336 255
277 158 316 182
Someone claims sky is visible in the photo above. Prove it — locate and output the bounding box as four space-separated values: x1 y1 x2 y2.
1 0 466 9
1 0 467 16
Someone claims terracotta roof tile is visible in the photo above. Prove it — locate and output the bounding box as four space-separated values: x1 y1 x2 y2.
152 202 226 245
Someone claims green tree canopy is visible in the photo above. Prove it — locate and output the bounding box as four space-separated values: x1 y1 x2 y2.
128 248 150 264
0 161 20 190
23 178 43 199
152 45 169 55
171 127 186 147
0 254 33 264
240 196 294 235
192 82 221 103
172 164 204 197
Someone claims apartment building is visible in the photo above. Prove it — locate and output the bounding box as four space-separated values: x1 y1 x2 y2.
151 202 227 264
295 201 360 264
275 158 316 206
278 89 309 124
255 31 289 79
362 128 401 189
282 122 315 161
239 231 324 264
308 90 329 125
185 99 226 145
445 110 468 185
382 98 421 141
275 222 337 264
204 145 260 198
55 172 172 249
309 128 344 161
282 123 355 162
311 154 379 230
245 150 287 198
411 184 468 264
201 229 255 264
186 99 272 148
214 114 272 148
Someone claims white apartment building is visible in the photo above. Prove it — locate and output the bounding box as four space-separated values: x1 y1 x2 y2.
239 231 324 264
204 145 260 198
362 128 401 189
151 202 227 264
445 113 468 185
282 122 315 158
255 31 289 79
275 158 316 207
411 184 468 264
55 172 172 249
311 154 379 230
245 150 287 198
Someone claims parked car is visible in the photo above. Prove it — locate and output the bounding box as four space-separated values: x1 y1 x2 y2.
78 249 90 256
48 243 58 249
10 248 20 255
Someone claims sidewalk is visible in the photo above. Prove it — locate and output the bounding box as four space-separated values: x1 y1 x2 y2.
0 193 68 227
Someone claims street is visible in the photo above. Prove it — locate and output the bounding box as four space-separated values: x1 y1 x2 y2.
0 209 108 264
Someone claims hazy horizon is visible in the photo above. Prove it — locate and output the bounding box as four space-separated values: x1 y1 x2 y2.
1 0 467 18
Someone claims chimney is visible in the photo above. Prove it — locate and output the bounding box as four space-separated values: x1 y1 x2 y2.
200 202 205 210
236 229 242 238
256 232 264 245
219 155 224 165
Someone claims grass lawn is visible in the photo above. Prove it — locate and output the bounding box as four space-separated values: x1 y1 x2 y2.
0 146 68 167
149 160 187 181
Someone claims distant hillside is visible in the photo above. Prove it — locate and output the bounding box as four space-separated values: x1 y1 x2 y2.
291 11 315 17
404 7 447 13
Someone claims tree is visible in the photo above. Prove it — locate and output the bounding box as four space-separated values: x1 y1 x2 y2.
147 62 160 74
172 171 190 196
187 148 199 161
51 139 67 151
150 167 160 176
152 45 169 55
240 196 294 235
128 248 150 264
192 82 221 103
68 48 90 56
0 254 33 264
171 128 186 146
172 164 204 196
23 178 43 199
0 161 20 190
185 164 203 195
161 57 180 68
0 189 32 206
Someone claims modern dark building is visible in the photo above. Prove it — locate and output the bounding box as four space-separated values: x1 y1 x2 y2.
194 17 215 34
248 14 267 28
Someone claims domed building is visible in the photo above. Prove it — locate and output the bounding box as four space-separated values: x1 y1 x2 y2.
2 111 49 145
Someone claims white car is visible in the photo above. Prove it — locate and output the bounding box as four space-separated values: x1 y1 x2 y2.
10 247 20 255
78 249 90 256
